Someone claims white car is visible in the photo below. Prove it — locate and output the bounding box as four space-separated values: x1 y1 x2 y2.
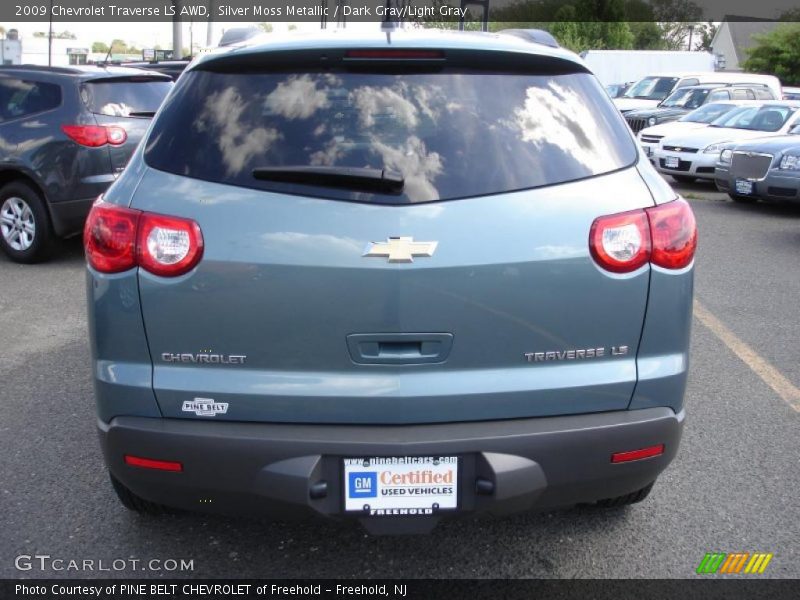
638 101 759 160
614 72 782 113
654 102 800 183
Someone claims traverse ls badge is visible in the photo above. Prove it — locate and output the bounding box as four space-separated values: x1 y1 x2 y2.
363 237 438 263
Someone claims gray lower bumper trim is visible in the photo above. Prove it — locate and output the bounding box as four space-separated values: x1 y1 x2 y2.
99 407 684 528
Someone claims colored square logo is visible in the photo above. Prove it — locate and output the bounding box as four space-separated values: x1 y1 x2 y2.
348 472 377 498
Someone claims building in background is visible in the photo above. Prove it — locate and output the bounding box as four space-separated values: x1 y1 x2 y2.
19 35 91 66
1 29 22 65
711 17 779 72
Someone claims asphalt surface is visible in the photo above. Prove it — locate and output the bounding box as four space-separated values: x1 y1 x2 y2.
1 182 798 579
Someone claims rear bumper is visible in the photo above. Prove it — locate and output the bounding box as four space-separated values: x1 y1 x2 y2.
655 152 718 179
100 407 684 533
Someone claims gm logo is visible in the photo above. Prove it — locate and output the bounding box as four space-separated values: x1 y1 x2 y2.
348 472 377 498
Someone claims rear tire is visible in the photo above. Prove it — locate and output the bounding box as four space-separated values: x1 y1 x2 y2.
594 482 655 508
728 193 757 204
110 474 176 516
672 175 696 184
0 181 54 263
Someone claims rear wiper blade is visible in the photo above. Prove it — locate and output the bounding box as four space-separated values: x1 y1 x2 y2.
252 166 404 194
127 111 157 117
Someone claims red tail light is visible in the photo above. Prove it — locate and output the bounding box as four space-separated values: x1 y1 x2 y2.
124 455 183 472
83 201 140 273
62 124 127 147
611 444 665 463
589 209 651 273
84 199 203 277
137 213 204 277
646 199 698 270
590 199 697 273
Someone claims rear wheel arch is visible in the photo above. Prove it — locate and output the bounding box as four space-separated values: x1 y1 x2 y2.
0 168 49 204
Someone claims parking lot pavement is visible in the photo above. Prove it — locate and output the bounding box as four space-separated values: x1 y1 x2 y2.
1 188 798 579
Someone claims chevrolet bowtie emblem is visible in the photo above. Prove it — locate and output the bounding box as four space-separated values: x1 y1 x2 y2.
363 237 438 263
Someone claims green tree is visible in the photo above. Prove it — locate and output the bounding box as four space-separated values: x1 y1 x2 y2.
693 21 717 52
548 1 634 53
92 41 109 53
629 22 666 49
742 24 800 86
110 39 128 54
650 0 703 50
258 23 273 33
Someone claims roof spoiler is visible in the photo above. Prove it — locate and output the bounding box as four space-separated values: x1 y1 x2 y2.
499 29 560 49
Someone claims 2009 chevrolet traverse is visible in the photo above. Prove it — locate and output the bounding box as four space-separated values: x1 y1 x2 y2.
85 29 696 534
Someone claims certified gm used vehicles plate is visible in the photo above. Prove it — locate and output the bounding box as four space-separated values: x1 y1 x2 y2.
85 29 697 534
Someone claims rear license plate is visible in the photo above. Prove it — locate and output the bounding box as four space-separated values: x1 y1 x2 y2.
665 156 680 169
343 456 458 515
735 179 754 195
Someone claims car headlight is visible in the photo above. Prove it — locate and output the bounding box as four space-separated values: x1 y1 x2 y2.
720 149 733 164
704 143 727 154
648 117 657 126
779 154 800 170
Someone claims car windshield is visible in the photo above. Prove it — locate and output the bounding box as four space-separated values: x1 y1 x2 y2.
624 77 679 100
680 103 739 123
660 88 710 109
711 105 796 131
144 68 637 205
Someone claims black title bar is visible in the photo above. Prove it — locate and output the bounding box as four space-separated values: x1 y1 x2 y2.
2 0 799 23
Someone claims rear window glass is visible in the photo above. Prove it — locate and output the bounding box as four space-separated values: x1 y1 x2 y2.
81 78 172 117
144 69 636 204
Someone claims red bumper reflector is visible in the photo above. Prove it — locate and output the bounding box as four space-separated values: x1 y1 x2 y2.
611 444 664 463
124 455 183 472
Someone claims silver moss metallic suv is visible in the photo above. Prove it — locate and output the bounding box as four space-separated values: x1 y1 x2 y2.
85 30 697 534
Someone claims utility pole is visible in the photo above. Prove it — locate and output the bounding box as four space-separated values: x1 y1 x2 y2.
48 0 53 66
206 0 214 46
172 1 183 59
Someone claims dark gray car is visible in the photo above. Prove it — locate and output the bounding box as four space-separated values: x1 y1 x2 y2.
715 125 800 203
0 65 172 262
85 30 697 534
624 83 775 134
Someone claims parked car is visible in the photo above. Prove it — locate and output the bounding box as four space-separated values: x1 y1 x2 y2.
0 65 172 262
782 86 800 100
119 60 191 81
85 29 696 533
654 102 800 183
715 125 800 203
624 83 774 134
637 100 759 160
606 81 633 98
614 72 781 113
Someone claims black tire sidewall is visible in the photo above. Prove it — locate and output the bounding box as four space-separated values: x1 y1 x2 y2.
0 181 53 263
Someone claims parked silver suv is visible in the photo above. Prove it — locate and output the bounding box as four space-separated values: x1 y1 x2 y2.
85 30 697 534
